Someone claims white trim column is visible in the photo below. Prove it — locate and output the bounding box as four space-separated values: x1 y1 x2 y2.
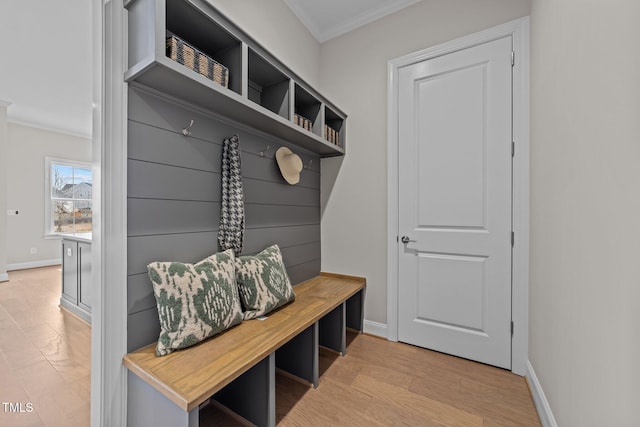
91 0 128 425
387 17 530 375
0 100 10 282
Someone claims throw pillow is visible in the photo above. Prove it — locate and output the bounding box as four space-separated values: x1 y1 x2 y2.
147 249 244 356
235 244 295 320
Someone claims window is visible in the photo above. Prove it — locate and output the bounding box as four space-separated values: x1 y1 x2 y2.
45 158 93 237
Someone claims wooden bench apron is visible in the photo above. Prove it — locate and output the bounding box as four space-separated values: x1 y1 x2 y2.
124 273 365 427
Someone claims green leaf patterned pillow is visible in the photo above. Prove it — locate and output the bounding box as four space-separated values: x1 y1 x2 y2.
235 244 295 320
147 249 244 356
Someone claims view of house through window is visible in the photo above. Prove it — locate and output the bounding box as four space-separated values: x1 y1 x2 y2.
50 162 93 235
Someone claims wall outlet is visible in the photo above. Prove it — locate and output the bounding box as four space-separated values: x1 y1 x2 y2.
30 247 37 255
7 209 19 216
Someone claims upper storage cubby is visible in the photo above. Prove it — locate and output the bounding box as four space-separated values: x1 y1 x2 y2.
294 84 322 137
324 106 345 148
124 0 346 157
165 0 242 94
248 49 290 120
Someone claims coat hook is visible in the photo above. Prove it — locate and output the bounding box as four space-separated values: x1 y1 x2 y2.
259 145 270 157
182 119 194 136
303 159 313 169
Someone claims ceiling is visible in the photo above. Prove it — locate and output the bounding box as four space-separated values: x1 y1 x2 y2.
0 0 93 138
284 0 421 43
0 1 418 139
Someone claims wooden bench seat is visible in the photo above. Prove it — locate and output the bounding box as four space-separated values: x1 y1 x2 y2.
124 273 366 427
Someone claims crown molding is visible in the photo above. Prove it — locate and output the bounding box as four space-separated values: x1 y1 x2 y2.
285 0 420 43
319 0 420 43
7 113 92 140
282 0 323 42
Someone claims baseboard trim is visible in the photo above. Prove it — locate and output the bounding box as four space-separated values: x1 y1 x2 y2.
527 360 558 427
0 273 9 282
7 259 62 271
363 320 388 338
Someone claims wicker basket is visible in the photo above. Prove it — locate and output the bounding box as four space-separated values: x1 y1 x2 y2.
294 113 313 132
324 124 339 145
166 35 229 88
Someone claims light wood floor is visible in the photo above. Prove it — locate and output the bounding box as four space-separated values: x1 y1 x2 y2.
203 333 541 426
0 267 540 426
0 266 90 427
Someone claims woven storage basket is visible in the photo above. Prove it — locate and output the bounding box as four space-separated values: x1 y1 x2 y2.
324 124 339 145
166 35 229 88
294 113 313 132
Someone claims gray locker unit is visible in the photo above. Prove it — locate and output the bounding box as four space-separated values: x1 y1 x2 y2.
124 0 351 423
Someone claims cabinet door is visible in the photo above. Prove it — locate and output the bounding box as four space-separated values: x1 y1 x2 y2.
78 242 92 311
62 240 78 303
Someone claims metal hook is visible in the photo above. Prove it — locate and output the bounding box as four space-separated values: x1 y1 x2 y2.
303 159 313 169
259 145 270 157
182 119 194 136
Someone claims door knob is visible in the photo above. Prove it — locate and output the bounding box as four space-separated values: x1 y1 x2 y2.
401 236 416 244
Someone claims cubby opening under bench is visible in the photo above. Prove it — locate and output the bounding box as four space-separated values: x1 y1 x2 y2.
123 274 365 427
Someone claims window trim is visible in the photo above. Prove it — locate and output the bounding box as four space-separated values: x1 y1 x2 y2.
44 156 93 239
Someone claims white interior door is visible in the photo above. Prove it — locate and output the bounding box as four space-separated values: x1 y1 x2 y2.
397 36 513 369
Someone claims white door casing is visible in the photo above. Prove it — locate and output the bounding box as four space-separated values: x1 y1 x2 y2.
397 36 512 369
387 17 530 375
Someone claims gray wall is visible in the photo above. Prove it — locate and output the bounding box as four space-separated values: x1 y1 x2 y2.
127 87 321 352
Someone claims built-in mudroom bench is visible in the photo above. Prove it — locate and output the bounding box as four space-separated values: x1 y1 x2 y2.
123 0 354 425
125 274 365 427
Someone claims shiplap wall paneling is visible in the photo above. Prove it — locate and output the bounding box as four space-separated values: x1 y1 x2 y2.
127 87 321 352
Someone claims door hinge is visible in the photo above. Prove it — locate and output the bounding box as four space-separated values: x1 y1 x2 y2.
512 141 515 157
511 51 515 66
511 321 514 336
511 231 514 247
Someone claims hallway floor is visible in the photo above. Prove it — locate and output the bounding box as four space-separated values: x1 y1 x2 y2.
204 332 541 426
0 266 90 427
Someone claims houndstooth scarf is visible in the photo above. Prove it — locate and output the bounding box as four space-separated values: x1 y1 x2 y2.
218 134 244 254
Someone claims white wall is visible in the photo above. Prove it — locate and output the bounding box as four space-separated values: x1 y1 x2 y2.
0 0 93 272
0 104 8 281
6 124 91 269
319 0 531 326
208 0 321 88
530 1 640 425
